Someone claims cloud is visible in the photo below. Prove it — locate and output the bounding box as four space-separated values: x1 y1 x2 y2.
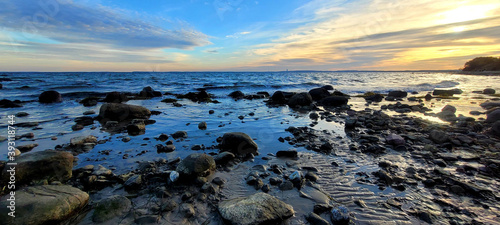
0 0 211 50
226 31 252 38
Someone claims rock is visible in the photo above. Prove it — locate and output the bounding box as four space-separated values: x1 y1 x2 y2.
309 88 330 101
306 212 330 225
39 90 62 103
124 174 142 191
0 185 89 225
480 101 500 109
198 121 207 130
180 203 195 218
127 120 146 135
161 98 177 103
429 129 449 144
98 103 151 122
388 90 407 98
70 135 97 146
218 192 294 225
276 150 298 158
161 199 178 212
176 153 216 178
93 165 113 176
139 86 162 98
483 88 496 94
103 91 128 103
386 134 405 146
330 205 350 225
321 85 334 90
279 180 294 190
270 91 287 104
289 171 302 181
15 112 29 117
79 97 99 106
305 171 319 182
320 96 348 107
425 93 433 101
486 108 500 123
172 131 188 139
17 143 38 153
364 93 384 102
229 91 245 99
176 90 212 102
441 105 457 114
490 121 500 137
1 150 73 185
220 132 258 156
288 92 313 108
169 171 180 183
92 195 131 223
209 110 215 114
214 152 236 165
433 88 462 96
0 99 22 108
83 110 95 115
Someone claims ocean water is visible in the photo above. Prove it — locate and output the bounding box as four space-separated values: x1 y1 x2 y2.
1 71 499 169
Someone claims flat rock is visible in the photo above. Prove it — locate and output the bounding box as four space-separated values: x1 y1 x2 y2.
218 192 294 225
92 195 131 223
0 185 88 225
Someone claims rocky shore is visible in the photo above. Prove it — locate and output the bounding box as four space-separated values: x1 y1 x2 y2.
1 84 500 225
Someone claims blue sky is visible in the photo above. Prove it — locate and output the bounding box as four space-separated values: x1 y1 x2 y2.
0 0 500 71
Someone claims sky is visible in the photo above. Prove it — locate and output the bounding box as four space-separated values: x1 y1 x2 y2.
0 0 500 72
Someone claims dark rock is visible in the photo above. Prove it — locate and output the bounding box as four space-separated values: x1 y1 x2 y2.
0 77 12 81
1 150 73 185
176 90 212 102
0 99 22 108
156 144 175 153
218 192 294 225
270 91 287 104
429 129 449 144
433 88 462 96
172 131 187 139
309 88 330 101
313 204 333 214
198 121 207 130
176 153 216 178
330 206 351 225
486 108 500 123
180 203 195 218
209 110 215 114
229 91 245 99
321 85 334 90
214 152 235 165
0 185 88 225
441 105 457 114
212 177 226 185
385 133 405 146
161 98 177 103
15 112 29 117
279 180 294 190
288 92 313 108
305 172 319 182
139 86 162 98
483 88 496 94
491 121 500 137
124 175 142 191
98 103 150 122
103 92 128 103
425 93 433 101
388 90 407 98
39 90 62 103
92 195 131 223
17 143 38 153
79 96 100 106
364 93 384 102
306 212 330 225
220 132 258 156
320 96 348 107
276 150 298 158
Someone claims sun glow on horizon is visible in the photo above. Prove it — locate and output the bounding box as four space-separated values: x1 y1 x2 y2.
437 4 493 25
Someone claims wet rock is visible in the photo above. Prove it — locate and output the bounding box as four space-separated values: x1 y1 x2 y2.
388 90 407 98
124 174 142 191
15 112 29 117
39 90 62 103
418 211 439 224
483 88 495 94
198 121 207 130
491 121 500 137
288 92 313 108
306 212 330 225
161 199 178 212
269 177 282 185
0 185 89 225
176 90 213 102
375 170 393 185
429 129 449 144
309 88 330 101
218 192 294 225
0 99 22 108
305 171 319 182
1 150 73 185
486 108 500 123
180 203 195 218
270 91 287 104
79 97 99 106
330 206 350 225
209 110 215 114
92 195 131 223
441 105 457 114
229 91 245 99
93 165 113 176
385 133 405 146
212 177 226 185
365 93 384 102
127 119 146 135
425 93 433 101
17 143 38 153
279 180 294 190
139 86 162 98
172 131 188 139
220 132 258 156
103 91 128 103
98 103 151 122
176 153 216 178
433 88 462 96
313 204 333 214
276 150 298 158
320 96 348 107
83 110 95 115
214 152 235 165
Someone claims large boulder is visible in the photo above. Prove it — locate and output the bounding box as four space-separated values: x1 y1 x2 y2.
1 150 73 186
483 88 496 94
388 90 407 98
92 195 131 223
320 96 348 107
139 86 162 98
270 91 287 104
103 91 128 103
220 132 258 156
288 92 313 108
218 192 294 225
308 88 330 101
98 103 151 122
0 185 89 225
176 153 216 178
486 108 500 123
39 90 62 103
